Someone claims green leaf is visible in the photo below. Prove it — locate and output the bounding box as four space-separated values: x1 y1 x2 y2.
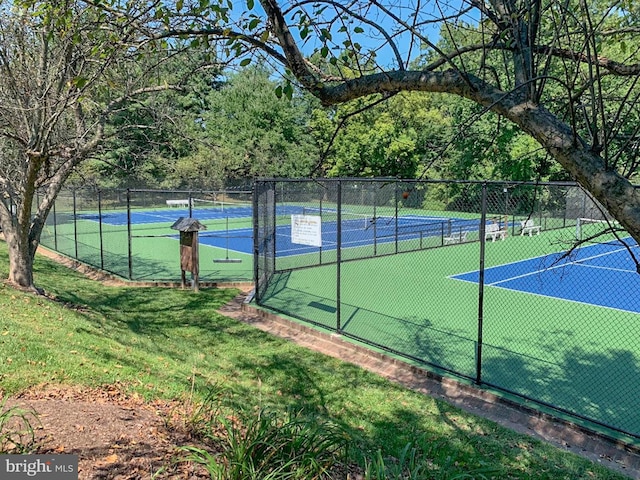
239 58 251 67
248 18 260 30
354 26 364 33
283 83 293 100
247 0 254 9
73 76 88 89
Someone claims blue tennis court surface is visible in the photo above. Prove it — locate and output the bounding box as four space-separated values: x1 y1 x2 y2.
197 214 482 257
79 204 304 226
452 240 640 313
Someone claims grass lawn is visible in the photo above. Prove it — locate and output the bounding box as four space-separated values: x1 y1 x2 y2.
0 239 631 479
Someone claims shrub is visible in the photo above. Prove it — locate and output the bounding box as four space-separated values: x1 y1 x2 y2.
0 396 38 454
181 394 351 480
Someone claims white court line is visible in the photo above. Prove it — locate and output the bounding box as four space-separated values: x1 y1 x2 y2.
449 242 637 285
445 241 640 313
488 246 633 286
570 262 637 274
485 282 640 315
139 212 182 222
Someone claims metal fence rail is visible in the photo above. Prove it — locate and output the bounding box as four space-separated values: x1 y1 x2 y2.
254 178 640 442
39 187 254 283
38 179 639 441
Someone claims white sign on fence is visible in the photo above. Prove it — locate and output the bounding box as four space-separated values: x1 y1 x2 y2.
291 215 322 247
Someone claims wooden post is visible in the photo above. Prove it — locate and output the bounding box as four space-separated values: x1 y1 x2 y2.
180 231 200 291
172 217 205 291
192 231 200 292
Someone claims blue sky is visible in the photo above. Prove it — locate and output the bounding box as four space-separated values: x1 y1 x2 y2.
234 0 473 70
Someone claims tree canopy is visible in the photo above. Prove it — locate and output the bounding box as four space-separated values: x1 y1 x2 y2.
2 0 640 288
0 0 201 288
173 0 640 242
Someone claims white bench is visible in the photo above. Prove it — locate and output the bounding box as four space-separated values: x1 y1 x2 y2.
444 230 468 245
485 223 507 242
166 199 191 208
520 219 541 236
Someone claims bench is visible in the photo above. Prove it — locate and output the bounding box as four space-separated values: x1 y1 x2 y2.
485 223 507 242
444 230 468 245
166 199 191 208
520 219 541 236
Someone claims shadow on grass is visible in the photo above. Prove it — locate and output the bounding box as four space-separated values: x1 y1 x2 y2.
3 244 632 477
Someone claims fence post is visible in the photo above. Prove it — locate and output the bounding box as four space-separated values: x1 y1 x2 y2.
252 181 259 296
126 189 133 280
98 190 104 270
373 202 378 256
319 193 323 265
336 180 342 333
52 201 58 251
394 181 399 254
372 187 378 256
72 189 78 259
476 182 488 385
271 182 277 275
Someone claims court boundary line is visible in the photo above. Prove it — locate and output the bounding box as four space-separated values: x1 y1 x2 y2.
450 242 640 314
488 245 635 287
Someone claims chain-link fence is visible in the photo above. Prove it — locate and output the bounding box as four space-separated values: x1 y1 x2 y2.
39 187 254 283
254 178 640 441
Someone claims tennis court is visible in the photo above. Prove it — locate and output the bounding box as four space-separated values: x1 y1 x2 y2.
198 211 483 257
256 230 640 438
42 194 263 282
252 179 640 440
58 196 486 281
77 200 298 226
76 201 484 260
452 239 640 313
40 181 640 438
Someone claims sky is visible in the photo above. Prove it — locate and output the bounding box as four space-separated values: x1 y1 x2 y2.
228 0 475 70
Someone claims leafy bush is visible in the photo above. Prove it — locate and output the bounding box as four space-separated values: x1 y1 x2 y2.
0 396 38 453
363 441 497 480
181 391 351 480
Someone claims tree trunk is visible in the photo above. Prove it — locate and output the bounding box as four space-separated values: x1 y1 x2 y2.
1 181 53 292
4 226 36 290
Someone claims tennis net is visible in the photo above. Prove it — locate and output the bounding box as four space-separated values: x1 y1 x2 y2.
192 197 253 214
300 208 476 236
301 207 380 229
575 217 621 242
